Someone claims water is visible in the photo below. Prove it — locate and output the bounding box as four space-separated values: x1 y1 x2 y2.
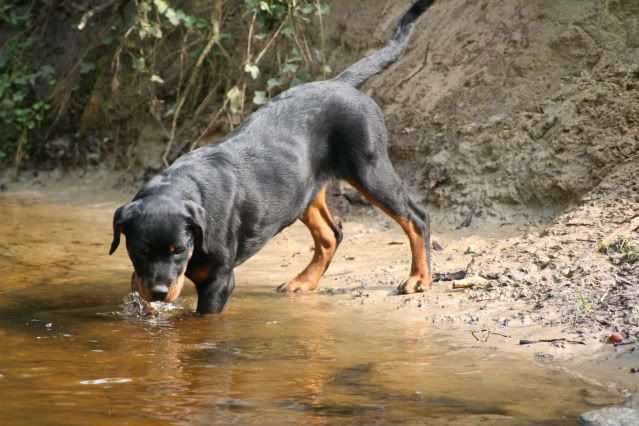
0 199 622 425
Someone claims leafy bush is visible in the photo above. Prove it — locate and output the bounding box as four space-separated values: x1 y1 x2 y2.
0 39 54 167
0 0 330 170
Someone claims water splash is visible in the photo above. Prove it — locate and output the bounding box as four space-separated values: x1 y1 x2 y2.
121 291 186 319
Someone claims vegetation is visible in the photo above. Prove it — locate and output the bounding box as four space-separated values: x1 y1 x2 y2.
598 237 639 262
0 0 330 172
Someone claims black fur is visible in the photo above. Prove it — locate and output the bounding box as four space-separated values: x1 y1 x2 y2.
110 0 434 313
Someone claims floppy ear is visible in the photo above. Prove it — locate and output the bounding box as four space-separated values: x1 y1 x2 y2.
184 200 208 254
109 201 139 255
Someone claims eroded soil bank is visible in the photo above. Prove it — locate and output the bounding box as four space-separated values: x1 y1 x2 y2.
0 180 637 425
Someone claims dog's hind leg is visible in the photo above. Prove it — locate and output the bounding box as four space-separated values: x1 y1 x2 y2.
277 186 343 293
347 159 432 295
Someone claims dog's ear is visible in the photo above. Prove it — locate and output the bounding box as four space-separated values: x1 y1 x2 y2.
184 200 208 254
109 201 139 255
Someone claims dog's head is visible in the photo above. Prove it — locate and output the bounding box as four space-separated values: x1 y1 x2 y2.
109 196 206 302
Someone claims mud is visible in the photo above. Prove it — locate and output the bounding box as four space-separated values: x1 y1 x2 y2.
0 189 637 424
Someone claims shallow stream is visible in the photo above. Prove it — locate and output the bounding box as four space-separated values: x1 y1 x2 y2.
0 199 622 425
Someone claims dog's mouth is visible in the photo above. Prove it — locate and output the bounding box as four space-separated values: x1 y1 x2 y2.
131 272 185 303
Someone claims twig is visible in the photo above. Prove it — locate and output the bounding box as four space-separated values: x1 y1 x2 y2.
162 4 224 166
288 4 310 67
245 12 256 62
316 0 327 79
471 329 509 343
254 19 287 65
326 270 354 278
452 276 488 289
190 98 229 150
398 42 430 88
472 329 490 343
519 338 585 345
12 129 26 181
433 269 466 282
576 238 598 243
616 275 635 286
77 0 120 30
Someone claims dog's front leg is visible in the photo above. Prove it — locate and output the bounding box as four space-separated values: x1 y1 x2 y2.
195 268 235 314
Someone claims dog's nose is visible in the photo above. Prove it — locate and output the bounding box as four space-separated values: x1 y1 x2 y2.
149 285 170 300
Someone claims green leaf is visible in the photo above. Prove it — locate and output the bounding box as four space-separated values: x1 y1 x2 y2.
194 18 209 29
281 26 294 39
153 0 169 14
148 23 163 38
80 62 96 74
253 90 268 105
300 4 315 14
102 34 114 45
244 63 260 79
226 85 243 114
317 4 330 15
267 77 282 91
283 63 298 74
150 74 164 84
259 1 270 13
165 8 180 26
182 15 195 29
133 57 146 70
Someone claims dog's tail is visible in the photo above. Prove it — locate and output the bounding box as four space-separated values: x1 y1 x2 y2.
333 0 434 88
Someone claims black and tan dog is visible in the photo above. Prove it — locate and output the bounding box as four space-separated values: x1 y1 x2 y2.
110 0 435 313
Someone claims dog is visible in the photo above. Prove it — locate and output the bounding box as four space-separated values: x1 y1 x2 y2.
110 0 435 313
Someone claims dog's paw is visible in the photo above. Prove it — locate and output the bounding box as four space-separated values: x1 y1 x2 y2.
276 278 318 293
397 275 432 295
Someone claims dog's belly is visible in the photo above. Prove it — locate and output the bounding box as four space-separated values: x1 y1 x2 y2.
233 217 297 266
232 180 317 266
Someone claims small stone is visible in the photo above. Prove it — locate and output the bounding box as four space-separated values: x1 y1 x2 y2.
580 407 639 425
464 245 479 255
607 332 626 344
534 252 551 269
535 352 554 362
561 268 573 278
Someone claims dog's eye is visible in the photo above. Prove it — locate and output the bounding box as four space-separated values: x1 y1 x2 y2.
169 245 184 255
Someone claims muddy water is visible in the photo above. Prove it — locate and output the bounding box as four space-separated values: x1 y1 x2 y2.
0 199 621 425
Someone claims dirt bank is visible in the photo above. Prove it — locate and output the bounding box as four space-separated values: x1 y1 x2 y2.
325 0 639 223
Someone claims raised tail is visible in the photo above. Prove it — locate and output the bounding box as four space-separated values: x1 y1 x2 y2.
334 0 434 88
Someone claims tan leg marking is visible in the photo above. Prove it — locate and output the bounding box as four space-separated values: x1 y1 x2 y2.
347 181 431 294
277 186 339 293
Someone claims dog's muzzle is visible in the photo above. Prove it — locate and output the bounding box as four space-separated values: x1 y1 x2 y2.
131 272 186 303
